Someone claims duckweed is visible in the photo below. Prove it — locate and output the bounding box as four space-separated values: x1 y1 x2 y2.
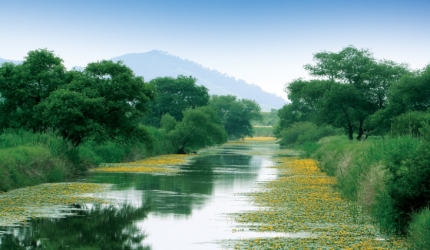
232 158 408 249
92 154 190 173
0 183 110 227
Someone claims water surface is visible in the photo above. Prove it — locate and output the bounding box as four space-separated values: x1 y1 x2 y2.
0 141 279 249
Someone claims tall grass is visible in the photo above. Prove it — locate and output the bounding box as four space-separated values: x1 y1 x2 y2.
0 145 67 191
253 126 274 137
310 134 430 245
408 208 430 249
0 127 176 191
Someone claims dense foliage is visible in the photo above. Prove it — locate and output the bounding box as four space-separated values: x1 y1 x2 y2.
0 49 155 147
142 75 209 126
276 46 430 245
0 48 262 190
275 46 414 142
209 95 261 139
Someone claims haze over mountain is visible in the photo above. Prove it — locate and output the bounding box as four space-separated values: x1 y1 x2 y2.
111 51 286 111
1 52 287 111
0 58 21 65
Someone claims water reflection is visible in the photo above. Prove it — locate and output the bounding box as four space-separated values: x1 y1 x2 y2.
0 203 150 250
0 142 280 249
88 149 257 217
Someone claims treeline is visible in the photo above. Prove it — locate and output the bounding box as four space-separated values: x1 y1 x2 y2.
274 46 430 248
0 49 261 191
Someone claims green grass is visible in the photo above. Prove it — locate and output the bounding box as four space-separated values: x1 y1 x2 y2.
309 135 427 244
0 127 177 192
0 145 67 191
408 208 430 249
253 126 274 137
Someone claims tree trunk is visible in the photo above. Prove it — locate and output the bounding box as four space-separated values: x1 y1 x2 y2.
356 120 364 141
348 122 354 140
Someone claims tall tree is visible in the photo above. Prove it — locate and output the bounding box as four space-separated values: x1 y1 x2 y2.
168 106 227 154
209 95 261 139
144 75 209 126
296 46 409 139
40 60 155 146
366 65 430 135
0 49 66 130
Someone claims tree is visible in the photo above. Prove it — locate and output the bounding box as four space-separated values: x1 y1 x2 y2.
40 60 155 147
366 65 430 136
0 49 66 130
209 95 261 139
168 106 227 154
318 83 368 140
143 75 209 126
160 113 177 132
286 46 410 140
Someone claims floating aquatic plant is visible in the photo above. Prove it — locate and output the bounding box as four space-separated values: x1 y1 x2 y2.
0 183 111 227
231 158 408 249
92 154 190 173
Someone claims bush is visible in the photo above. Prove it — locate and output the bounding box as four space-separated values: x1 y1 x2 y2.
391 111 430 137
408 208 430 249
0 146 67 191
253 126 274 137
279 122 339 147
383 133 430 234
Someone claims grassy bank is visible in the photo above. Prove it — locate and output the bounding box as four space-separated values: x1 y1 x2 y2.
0 128 176 192
304 135 430 249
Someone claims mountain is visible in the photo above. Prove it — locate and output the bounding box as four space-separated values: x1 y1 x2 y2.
0 58 21 65
111 51 286 111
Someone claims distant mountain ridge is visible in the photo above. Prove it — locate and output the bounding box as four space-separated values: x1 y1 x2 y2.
1 52 286 110
0 58 21 65
111 51 286 111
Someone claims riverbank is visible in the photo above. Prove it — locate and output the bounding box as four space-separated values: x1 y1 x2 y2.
232 156 408 249
0 129 177 192
1 138 280 249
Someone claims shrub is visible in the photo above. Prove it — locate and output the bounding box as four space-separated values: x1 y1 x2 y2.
0 145 67 191
408 208 430 249
279 122 339 147
253 126 274 137
391 111 430 137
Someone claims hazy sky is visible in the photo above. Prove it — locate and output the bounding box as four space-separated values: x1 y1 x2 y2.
1 0 429 100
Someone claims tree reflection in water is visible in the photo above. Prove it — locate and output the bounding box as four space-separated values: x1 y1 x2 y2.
0 203 150 250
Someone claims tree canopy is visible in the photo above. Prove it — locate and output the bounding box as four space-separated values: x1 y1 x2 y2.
143 75 209 126
277 46 411 140
167 106 227 154
0 50 155 147
209 95 261 139
0 49 67 130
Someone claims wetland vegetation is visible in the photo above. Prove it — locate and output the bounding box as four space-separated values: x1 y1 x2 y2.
274 46 430 248
1 45 429 248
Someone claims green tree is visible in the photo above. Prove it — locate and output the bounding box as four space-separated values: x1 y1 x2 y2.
366 65 430 135
317 82 370 140
168 106 227 154
0 49 66 130
277 46 409 140
144 75 209 126
40 60 155 147
160 113 177 132
209 95 261 139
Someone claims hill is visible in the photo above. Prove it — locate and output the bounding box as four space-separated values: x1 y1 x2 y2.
111 51 286 111
0 58 21 65
0 52 287 110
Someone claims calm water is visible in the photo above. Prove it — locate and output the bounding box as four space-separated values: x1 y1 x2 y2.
0 142 279 249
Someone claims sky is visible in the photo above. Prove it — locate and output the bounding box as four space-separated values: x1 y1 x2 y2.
1 0 430 100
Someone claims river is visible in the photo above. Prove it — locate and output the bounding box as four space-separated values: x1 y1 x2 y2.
0 140 279 249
